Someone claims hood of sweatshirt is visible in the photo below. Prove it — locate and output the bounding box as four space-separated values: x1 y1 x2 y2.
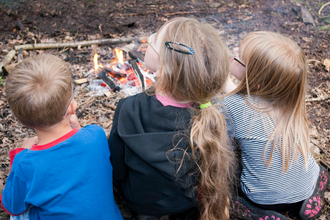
116 93 196 181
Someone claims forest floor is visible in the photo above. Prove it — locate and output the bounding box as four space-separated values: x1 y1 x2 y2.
0 0 330 219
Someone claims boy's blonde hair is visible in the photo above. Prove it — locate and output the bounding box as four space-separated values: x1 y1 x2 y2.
154 17 236 220
5 53 73 128
234 31 309 171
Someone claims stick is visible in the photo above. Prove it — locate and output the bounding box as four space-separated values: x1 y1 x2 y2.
74 78 88 85
77 98 95 109
164 11 201 16
311 140 328 157
100 107 115 114
0 50 16 74
100 101 117 110
318 2 330 16
307 59 321 63
115 11 157 17
14 36 148 51
306 95 330 102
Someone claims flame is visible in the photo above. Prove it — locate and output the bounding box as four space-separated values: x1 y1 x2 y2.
93 53 98 70
114 47 124 64
93 53 103 70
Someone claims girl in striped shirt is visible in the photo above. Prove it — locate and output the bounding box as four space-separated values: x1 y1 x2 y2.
224 31 329 220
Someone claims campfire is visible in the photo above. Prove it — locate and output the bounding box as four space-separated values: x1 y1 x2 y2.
91 46 155 96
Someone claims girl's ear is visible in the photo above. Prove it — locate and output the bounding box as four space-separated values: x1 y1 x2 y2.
155 68 162 78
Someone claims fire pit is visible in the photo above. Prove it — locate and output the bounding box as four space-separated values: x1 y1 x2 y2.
89 46 155 96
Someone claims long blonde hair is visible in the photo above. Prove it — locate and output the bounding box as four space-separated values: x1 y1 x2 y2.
154 17 236 220
233 31 309 171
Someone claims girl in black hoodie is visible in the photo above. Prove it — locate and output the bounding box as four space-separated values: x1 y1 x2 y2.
108 17 236 220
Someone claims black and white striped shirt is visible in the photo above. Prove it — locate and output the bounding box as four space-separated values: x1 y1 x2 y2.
222 94 319 204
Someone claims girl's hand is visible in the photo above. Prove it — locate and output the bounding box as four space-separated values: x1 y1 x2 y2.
22 136 38 149
69 114 81 129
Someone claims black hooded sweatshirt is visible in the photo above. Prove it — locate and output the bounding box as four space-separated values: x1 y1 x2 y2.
108 92 197 215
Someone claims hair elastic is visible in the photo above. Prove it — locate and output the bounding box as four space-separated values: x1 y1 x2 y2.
165 42 194 55
199 102 212 109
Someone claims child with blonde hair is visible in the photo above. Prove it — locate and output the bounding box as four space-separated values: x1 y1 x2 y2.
108 17 236 220
224 31 329 220
1 54 123 220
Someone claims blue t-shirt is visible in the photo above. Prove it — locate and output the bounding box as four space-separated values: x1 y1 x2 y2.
222 94 319 205
1 125 123 220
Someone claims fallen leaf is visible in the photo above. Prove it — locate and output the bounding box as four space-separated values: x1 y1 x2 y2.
7 39 24 45
324 192 330 203
323 58 330 72
318 214 327 220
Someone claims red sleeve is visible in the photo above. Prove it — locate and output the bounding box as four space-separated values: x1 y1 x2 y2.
1 193 11 215
9 148 25 168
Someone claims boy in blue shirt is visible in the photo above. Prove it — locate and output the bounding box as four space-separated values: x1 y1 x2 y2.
1 54 123 220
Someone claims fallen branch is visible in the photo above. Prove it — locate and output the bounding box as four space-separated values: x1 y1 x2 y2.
115 10 205 17
114 11 157 17
0 50 16 74
164 11 200 16
14 36 148 51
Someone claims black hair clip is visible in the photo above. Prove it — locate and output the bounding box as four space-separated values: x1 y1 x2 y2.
165 42 194 55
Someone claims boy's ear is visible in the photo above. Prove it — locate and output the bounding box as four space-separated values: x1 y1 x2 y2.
67 100 77 115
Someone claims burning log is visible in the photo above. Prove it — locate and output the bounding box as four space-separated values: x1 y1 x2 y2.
14 36 147 51
103 67 127 78
129 59 145 91
129 50 145 62
96 68 121 92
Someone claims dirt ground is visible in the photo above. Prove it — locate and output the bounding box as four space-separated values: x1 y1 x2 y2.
0 0 330 219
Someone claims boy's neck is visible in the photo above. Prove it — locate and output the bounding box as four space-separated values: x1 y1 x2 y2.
34 119 73 146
